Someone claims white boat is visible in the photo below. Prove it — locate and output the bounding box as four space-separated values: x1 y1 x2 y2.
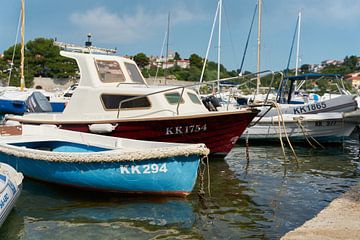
6 42 258 155
0 162 23 227
241 112 357 142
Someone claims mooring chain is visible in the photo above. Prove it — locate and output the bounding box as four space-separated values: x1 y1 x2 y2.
197 156 207 201
197 155 212 207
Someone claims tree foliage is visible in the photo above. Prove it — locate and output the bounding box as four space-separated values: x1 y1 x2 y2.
133 53 149 69
0 38 78 87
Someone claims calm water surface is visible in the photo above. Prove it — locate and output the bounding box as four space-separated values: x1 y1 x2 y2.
1 138 360 239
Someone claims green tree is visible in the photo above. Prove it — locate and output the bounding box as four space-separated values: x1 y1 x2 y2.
133 53 149 69
300 64 311 73
174 52 181 60
189 54 203 69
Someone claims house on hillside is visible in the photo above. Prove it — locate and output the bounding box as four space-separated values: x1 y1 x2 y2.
345 72 360 89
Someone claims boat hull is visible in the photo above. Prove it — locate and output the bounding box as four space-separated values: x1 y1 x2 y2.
242 115 356 142
0 153 200 197
0 99 27 115
0 164 22 227
59 110 258 155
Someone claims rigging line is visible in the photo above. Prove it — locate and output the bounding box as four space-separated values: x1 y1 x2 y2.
8 9 23 86
285 15 300 77
222 1 238 72
199 0 220 84
155 22 168 81
239 3 257 74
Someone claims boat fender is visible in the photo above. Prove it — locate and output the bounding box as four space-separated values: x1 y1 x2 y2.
40 124 58 129
5 120 20 126
89 124 117 134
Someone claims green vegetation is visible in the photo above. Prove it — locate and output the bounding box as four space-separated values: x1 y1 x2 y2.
0 38 78 87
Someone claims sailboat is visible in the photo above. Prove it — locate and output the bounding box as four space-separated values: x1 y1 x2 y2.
240 9 358 143
0 0 66 115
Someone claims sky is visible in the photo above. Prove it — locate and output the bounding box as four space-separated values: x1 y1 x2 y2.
1 0 359 72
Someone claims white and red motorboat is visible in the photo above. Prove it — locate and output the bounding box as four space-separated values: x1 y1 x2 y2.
7 42 258 155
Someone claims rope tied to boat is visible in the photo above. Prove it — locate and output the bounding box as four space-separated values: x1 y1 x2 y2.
294 116 325 149
0 143 210 163
266 100 299 163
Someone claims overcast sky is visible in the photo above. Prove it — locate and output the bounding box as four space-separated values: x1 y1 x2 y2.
1 0 359 72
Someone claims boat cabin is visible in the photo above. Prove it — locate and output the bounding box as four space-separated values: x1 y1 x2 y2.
16 50 210 121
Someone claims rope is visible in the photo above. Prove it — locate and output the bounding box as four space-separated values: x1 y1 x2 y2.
262 100 298 163
0 143 210 163
295 117 325 149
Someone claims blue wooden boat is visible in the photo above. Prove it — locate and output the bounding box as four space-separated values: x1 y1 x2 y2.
0 88 66 115
0 163 23 227
0 125 209 197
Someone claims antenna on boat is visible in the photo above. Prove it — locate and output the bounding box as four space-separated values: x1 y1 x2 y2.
54 34 117 55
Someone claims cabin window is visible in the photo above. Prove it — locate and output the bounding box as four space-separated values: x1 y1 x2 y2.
95 60 126 83
125 63 145 84
101 94 151 110
187 92 201 104
165 92 184 105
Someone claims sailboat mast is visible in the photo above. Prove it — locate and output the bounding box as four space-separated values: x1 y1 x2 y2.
164 12 170 85
217 0 222 91
295 11 302 76
20 0 25 91
256 0 262 95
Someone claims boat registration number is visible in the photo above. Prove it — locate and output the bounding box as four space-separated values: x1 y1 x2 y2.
314 121 337 127
293 102 327 114
165 124 207 135
0 193 9 209
120 163 168 174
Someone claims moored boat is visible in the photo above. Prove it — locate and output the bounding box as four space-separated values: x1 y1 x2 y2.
241 112 357 142
0 163 23 227
6 42 259 155
0 124 209 197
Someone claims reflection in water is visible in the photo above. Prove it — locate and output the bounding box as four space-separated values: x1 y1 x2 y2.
0 138 359 239
226 139 360 239
1 181 196 239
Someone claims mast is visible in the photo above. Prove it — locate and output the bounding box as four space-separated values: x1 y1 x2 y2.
256 0 262 95
295 11 302 76
217 0 222 92
20 0 25 91
164 12 170 85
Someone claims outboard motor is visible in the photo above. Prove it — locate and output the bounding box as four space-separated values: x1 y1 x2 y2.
236 97 249 106
202 95 221 111
26 92 53 112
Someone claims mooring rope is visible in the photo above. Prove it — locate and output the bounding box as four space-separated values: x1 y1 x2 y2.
266 100 298 163
295 117 325 149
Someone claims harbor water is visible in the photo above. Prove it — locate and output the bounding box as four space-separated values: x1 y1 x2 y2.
1 137 359 239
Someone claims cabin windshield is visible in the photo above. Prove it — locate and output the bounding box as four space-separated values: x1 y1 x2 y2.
101 94 151 110
187 92 201 104
165 92 184 105
125 63 146 84
95 60 126 83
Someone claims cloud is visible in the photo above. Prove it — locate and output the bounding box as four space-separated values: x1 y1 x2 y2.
69 6 205 44
306 0 360 24
280 0 360 25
